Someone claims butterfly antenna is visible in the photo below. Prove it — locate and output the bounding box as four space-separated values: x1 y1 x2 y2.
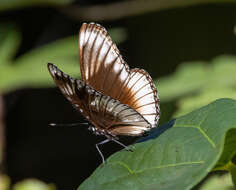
49 122 89 127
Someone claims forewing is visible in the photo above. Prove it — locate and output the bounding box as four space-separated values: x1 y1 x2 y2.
79 23 160 127
79 23 129 99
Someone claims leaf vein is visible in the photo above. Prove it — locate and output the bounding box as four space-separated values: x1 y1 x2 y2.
135 161 204 173
174 123 216 148
111 161 134 174
196 126 216 148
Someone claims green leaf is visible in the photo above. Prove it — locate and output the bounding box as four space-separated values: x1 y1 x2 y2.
174 87 236 117
0 35 79 93
157 55 236 103
0 23 20 65
157 61 207 102
78 98 236 190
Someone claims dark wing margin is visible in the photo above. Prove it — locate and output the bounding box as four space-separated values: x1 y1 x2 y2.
47 63 81 101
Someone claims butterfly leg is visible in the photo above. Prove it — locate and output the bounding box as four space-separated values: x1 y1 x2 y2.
111 139 133 152
95 138 110 164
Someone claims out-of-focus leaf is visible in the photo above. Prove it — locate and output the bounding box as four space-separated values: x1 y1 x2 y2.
0 175 10 190
174 88 236 117
209 56 236 88
157 55 236 103
13 179 55 190
78 98 236 190
200 174 234 190
0 35 79 92
0 0 74 11
0 24 20 65
157 62 207 102
156 55 236 121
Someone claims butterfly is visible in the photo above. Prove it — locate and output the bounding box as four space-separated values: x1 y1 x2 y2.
48 23 160 164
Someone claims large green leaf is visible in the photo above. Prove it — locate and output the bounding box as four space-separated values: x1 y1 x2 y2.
78 98 236 190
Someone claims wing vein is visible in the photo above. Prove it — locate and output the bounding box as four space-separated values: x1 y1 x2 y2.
93 31 106 85
100 39 113 91
103 96 113 118
135 101 156 109
88 25 99 81
120 73 145 102
101 55 119 94
124 82 152 105
129 90 154 106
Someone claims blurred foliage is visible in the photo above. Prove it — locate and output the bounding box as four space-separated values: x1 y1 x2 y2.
78 98 236 190
0 175 10 190
0 24 127 93
0 24 20 65
12 179 56 190
157 55 236 117
200 174 234 190
0 176 55 190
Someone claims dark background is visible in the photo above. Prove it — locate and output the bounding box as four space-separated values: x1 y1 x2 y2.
1 1 236 189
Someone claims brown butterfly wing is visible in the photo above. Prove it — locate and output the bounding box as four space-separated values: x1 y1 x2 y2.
79 23 160 126
48 63 151 136
79 23 129 97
